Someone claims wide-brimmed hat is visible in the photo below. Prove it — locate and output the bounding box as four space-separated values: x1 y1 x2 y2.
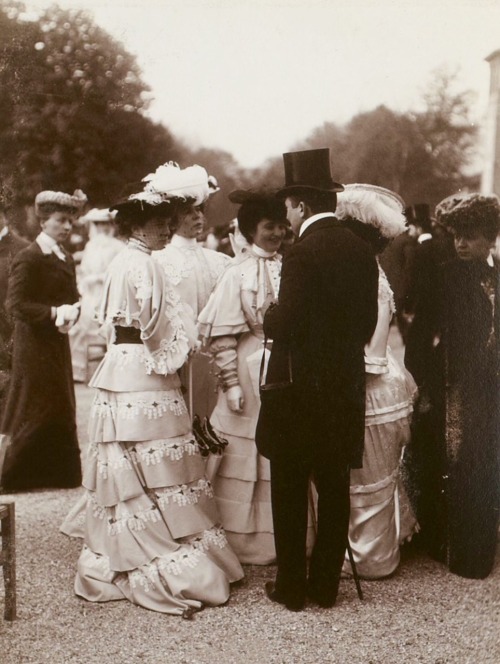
336 183 406 239
276 148 344 198
111 162 214 215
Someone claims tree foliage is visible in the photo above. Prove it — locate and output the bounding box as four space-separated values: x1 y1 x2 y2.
0 1 180 220
257 68 478 211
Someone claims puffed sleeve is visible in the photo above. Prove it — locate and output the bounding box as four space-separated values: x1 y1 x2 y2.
198 262 250 339
99 252 196 375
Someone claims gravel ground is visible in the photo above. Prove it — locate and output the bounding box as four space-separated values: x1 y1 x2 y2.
1 351 500 663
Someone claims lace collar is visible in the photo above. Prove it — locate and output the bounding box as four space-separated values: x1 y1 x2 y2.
128 237 151 255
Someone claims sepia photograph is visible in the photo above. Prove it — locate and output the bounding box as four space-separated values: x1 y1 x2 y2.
0 0 499 662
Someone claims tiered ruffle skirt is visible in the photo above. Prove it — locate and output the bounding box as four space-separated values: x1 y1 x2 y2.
61 387 243 615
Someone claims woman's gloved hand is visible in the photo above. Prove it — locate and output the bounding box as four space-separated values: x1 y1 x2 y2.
226 385 244 413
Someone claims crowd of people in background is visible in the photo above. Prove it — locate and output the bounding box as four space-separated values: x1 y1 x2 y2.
0 147 498 617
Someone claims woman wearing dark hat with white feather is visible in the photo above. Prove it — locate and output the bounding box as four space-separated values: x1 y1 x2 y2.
0 189 86 492
61 163 243 616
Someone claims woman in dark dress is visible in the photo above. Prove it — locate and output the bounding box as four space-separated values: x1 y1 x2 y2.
0 189 86 491
405 193 500 579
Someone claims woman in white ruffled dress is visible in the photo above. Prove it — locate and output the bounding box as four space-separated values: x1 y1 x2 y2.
335 184 418 579
61 164 243 616
69 208 124 382
198 190 316 565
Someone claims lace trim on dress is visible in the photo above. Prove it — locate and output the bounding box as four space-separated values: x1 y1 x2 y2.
129 265 154 304
144 337 188 376
91 389 187 419
129 526 229 589
89 436 199 478
88 478 214 535
154 478 214 509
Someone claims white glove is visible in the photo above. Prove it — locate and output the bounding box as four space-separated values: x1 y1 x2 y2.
55 302 81 333
226 385 244 413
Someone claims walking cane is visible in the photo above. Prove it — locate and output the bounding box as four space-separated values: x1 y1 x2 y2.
346 540 363 601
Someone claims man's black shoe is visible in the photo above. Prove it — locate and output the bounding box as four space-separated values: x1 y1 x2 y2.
264 581 304 612
307 583 337 608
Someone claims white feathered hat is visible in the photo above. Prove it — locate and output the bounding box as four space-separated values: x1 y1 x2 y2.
335 183 406 239
131 162 213 206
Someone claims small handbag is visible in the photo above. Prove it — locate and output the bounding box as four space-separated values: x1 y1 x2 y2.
255 337 294 460
192 414 229 457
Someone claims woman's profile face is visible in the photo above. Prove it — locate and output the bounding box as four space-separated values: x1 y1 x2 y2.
41 211 74 243
175 204 205 239
251 218 288 252
133 215 171 251
453 229 495 262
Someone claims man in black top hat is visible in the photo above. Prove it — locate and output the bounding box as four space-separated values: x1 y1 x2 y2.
257 148 378 610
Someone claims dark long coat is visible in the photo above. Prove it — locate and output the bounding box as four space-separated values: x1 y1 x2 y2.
405 257 500 578
0 230 30 307
1 242 82 491
0 230 29 411
260 217 379 467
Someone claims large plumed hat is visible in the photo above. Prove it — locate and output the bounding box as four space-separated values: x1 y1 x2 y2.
437 193 500 238
111 162 215 214
35 189 87 215
335 183 407 239
277 148 344 198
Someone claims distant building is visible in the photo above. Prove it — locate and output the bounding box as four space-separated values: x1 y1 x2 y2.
482 49 500 196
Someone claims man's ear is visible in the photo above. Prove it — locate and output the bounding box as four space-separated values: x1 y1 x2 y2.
299 202 309 219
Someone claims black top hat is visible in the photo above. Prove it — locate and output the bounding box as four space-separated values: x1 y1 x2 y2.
277 148 344 198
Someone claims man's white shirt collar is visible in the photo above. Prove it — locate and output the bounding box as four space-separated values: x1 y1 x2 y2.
36 231 65 260
0 226 9 241
299 212 336 237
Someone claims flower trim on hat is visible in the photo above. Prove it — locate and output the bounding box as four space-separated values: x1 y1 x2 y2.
336 184 407 239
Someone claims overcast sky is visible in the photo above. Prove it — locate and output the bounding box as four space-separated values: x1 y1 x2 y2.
24 0 500 168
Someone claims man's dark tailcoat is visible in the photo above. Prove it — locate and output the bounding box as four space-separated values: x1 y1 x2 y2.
259 215 378 605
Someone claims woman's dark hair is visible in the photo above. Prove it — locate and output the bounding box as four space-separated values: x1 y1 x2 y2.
237 197 287 244
341 216 390 254
112 201 175 238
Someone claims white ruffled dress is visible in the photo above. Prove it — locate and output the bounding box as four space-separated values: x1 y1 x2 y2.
345 263 418 579
61 240 243 615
